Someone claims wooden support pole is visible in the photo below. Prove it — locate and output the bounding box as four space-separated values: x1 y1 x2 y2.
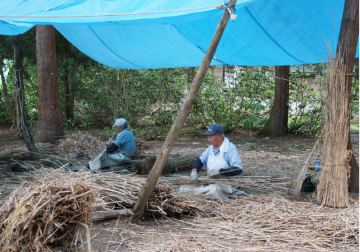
130 1 237 224
291 136 321 196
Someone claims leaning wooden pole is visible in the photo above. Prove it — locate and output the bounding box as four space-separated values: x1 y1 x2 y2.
130 1 237 223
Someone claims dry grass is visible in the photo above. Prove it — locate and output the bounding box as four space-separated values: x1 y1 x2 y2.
0 169 96 252
58 132 106 159
91 195 359 251
317 47 351 207
0 167 358 251
58 132 148 161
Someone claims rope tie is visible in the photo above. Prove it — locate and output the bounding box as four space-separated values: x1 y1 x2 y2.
216 3 237 21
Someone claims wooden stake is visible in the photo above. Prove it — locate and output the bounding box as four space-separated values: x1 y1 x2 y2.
130 0 237 224
291 136 321 196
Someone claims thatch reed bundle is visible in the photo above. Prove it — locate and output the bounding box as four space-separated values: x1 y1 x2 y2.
0 171 96 252
58 132 106 159
317 49 351 207
136 153 199 175
0 143 57 160
89 173 198 215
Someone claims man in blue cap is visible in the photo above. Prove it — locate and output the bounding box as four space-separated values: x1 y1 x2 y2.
89 118 136 170
184 124 243 198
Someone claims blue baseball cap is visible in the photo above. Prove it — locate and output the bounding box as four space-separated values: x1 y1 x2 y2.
202 124 224 136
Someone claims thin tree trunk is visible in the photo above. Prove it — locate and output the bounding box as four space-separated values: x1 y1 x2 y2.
63 38 73 121
122 69 130 119
35 25 64 142
14 35 43 160
258 66 290 136
0 57 16 127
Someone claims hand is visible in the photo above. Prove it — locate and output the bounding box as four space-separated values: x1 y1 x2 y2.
190 170 198 184
208 169 220 178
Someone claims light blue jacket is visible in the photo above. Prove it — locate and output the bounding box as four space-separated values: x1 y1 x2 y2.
114 128 136 155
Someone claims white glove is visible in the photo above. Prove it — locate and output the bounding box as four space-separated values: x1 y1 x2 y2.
108 138 114 145
207 169 220 178
190 170 198 184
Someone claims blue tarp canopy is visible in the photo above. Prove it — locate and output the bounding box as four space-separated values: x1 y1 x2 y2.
0 0 358 69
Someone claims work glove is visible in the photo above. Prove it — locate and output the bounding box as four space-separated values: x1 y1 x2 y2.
207 169 220 178
190 170 199 184
108 138 114 145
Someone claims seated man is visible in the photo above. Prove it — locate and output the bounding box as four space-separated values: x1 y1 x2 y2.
183 124 243 199
89 118 136 170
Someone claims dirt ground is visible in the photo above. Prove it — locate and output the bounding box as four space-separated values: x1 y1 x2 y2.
0 124 359 251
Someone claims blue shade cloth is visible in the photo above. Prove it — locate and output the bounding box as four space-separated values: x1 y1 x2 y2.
0 0 358 68
199 142 243 170
114 128 136 155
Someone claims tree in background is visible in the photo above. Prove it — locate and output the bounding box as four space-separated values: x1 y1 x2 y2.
35 25 64 142
258 66 290 136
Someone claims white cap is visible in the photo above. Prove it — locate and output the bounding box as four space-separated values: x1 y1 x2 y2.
113 118 127 128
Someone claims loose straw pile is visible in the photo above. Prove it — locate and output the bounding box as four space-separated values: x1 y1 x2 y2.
110 195 359 251
58 132 148 161
0 171 96 252
58 132 106 159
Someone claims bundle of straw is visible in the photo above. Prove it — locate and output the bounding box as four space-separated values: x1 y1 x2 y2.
0 172 96 252
317 48 351 207
89 173 195 214
58 132 106 159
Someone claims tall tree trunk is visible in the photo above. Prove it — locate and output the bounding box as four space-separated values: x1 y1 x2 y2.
63 39 74 121
0 57 16 127
258 66 290 136
14 35 43 160
35 25 64 142
336 0 359 193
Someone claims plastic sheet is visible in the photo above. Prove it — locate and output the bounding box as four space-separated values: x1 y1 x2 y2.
0 0 357 68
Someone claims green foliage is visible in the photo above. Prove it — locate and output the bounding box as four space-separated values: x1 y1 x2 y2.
1 29 359 140
186 66 274 132
287 64 326 134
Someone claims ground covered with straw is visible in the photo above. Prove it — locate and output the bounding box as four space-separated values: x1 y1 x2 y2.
88 194 359 251
0 129 359 251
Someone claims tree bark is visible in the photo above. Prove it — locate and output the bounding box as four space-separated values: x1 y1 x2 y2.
0 57 16 127
14 35 43 160
130 0 237 224
335 0 359 193
258 66 290 136
63 38 74 121
317 0 358 206
35 25 64 142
